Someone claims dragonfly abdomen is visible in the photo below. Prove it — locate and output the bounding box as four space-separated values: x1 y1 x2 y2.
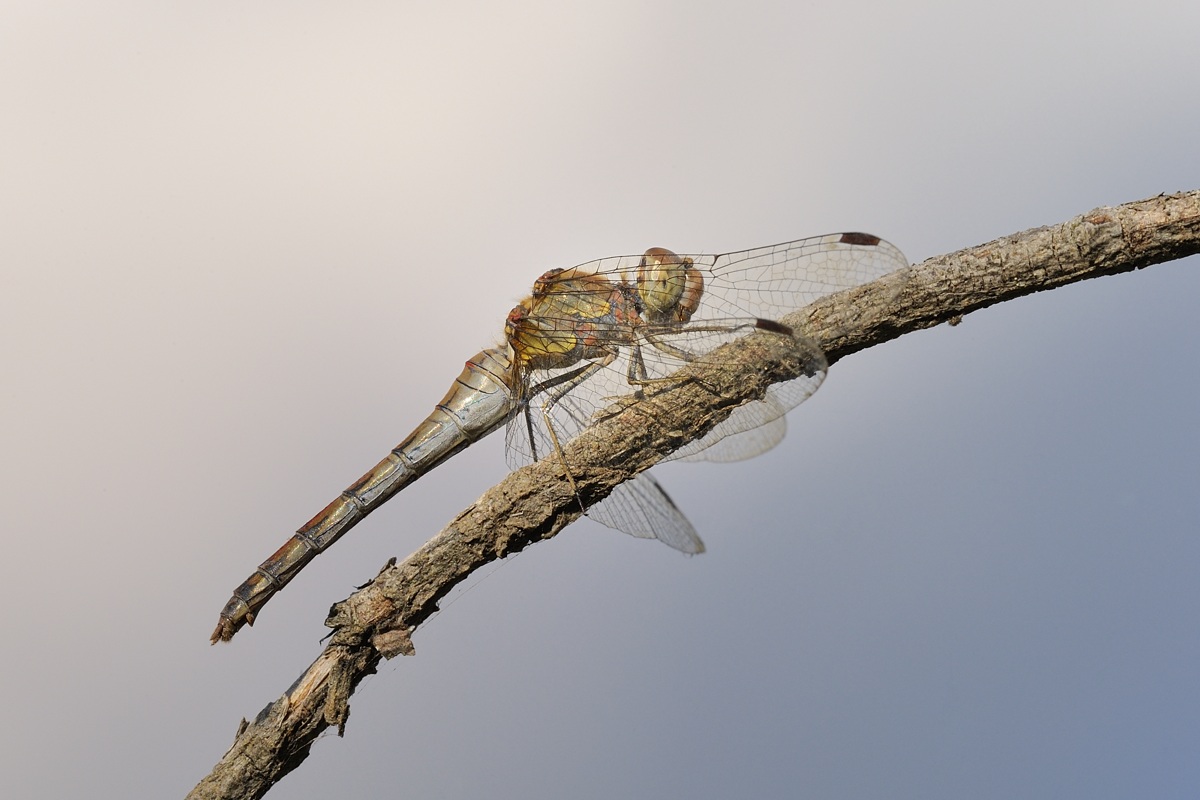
210 457 422 642
211 345 516 643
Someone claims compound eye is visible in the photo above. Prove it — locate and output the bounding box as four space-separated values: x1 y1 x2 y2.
637 248 689 320
637 249 704 323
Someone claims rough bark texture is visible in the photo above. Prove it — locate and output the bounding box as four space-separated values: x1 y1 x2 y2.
187 191 1200 800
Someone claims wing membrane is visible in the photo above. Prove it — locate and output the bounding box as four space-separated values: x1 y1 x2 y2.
587 473 705 554
503 232 906 544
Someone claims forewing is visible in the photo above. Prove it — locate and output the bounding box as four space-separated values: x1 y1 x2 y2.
658 234 902 459
558 235 906 323
503 234 904 505
690 232 909 322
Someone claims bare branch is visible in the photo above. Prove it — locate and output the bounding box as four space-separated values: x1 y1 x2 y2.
187 190 1200 800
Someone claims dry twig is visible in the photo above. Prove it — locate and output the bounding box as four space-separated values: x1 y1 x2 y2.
188 191 1200 800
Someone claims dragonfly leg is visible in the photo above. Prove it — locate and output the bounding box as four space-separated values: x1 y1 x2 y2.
649 319 794 383
595 335 692 409
524 359 609 461
616 336 697 395
619 330 699 392
643 319 781 365
641 329 699 363
528 353 617 507
624 339 649 399
540 402 581 501
625 319 796 398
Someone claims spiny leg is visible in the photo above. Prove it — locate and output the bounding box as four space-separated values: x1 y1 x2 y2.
529 353 616 508
625 339 649 399
523 404 540 463
540 402 581 500
641 329 697 363
627 319 786 397
641 319 770 364
591 336 682 423
521 359 605 463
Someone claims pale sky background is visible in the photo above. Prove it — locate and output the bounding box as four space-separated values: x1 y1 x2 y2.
2 2 1198 798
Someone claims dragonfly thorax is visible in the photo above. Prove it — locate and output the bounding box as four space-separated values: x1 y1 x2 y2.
505 267 629 372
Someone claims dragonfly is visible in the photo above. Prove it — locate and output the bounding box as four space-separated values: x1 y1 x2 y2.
211 232 907 642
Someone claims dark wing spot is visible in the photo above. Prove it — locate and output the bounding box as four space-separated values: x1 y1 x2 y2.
755 318 794 336
839 232 882 246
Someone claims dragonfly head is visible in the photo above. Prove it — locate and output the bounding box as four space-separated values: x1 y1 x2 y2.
637 248 704 324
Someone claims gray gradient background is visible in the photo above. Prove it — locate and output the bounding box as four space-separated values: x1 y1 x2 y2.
3 2 1198 798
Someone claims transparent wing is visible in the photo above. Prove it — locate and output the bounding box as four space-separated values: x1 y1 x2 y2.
549 232 906 319
503 320 800 470
503 232 906 539
587 472 705 554
666 333 827 462
655 233 902 458
677 414 787 463
691 232 909 323
513 232 902 461
670 388 790 463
